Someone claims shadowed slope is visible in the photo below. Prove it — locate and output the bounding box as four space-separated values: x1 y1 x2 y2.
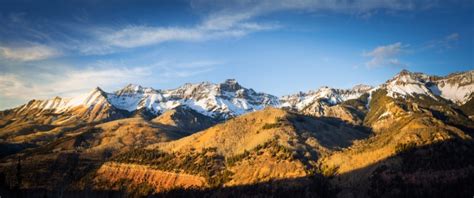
156 107 369 158
151 105 217 135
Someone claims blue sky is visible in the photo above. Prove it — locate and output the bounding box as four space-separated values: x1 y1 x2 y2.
0 0 473 110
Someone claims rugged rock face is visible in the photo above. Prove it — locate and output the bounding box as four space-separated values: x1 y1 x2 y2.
92 162 207 193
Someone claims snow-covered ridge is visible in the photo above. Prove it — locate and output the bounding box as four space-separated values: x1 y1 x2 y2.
382 69 473 104
12 70 473 119
17 87 111 114
435 71 474 104
280 85 373 111
23 79 279 119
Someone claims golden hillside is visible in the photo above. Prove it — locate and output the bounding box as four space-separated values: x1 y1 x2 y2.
156 107 369 158
319 89 474 197
88 107 369 196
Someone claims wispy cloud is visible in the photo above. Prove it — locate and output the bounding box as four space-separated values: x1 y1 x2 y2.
191 0 428 17
96 15 278 49
0 43 60 61
424 32 460 51
0 60 219 104
364 42 408 68
361 32 463 69
89 0 437 51
0 0 440 57
0 66 152 100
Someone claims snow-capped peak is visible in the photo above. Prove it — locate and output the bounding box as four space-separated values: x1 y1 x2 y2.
220 79 242 92
67 87 108 108
384 70 436 99
434 70 474 104
49 79 275 119
382 69 473 104
17 86 111 114
118 83 143 93
157 79 278 118
11 70 473 121
115 84 158 95
279 85 372 111
388 69 433 84
352 84 373 93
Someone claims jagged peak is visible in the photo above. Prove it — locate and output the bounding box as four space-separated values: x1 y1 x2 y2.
179 81 213 89
220 79 243 92
172 79 244 93
92 86 105 93
125 83 143 90
352 84 373 92
223 79 238 85
387 69 432 85
398 69 411 75
89 87 109 98
442 70 473 82
115 83 157 95
318 86 332 90
119 83 143 92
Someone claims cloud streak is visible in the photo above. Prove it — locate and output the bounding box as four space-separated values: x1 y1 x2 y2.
0 43 60 61
191 0 429 17
76 0 439 52
0 0 441 58
0 67 152 100
362 33 463 69
364 42 408 68
0 60 219 106
423 32 460 51
96 15 278 49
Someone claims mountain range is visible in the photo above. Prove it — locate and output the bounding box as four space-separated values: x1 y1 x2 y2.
0 69 473 198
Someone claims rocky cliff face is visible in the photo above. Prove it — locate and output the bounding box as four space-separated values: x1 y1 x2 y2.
92 162 207 193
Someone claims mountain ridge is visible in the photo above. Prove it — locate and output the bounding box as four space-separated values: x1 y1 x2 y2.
6 69 472 122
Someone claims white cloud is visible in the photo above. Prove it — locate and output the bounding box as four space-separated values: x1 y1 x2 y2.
364 42 408 68
0 67 151 100
361 33 461 69
424 32 460 50
0 74 34 98
97 13 278 48
101 26 204 48
0 60 218 103
0 0 437 56
445 33 459 41
97 0 431 50
0 44 60 61
191 0 425 16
